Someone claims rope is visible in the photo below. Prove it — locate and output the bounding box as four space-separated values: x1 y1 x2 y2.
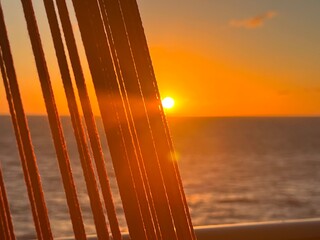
54 1 122 238
0 3 52 238
0 0 195 238
98 1 181 239
19 0 86 238
0 176 9 240
0 205 6 240
71 0 152 239
0 48 43 239
109 0 196 239
42 0 111 238
0 164 15 240
97 1 161 239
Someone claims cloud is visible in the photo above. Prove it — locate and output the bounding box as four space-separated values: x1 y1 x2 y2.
230 11 278 29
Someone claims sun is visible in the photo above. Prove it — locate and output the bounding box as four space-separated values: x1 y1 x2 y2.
162 97 175 109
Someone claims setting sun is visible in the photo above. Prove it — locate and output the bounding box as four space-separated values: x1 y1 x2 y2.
162 97 175 109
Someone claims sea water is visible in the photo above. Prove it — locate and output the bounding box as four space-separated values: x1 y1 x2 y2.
1 116 320 239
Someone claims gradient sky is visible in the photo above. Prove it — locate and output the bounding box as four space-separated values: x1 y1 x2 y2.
0 0 319 116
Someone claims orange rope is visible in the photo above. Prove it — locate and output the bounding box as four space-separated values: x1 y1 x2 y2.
20 0 86 238
97 1 161 239
0 180 9 240
0 164 15 240
98 1 181 239
54 1 122 238
110 0 196 239
0 4 52 238
0 49 43 239
0 0 195 238
42 0 110 238
71 0 150 239
0 206 6 240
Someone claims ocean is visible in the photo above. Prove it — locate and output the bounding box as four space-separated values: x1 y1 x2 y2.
1 116 320 239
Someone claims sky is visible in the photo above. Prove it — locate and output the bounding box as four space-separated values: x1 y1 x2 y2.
0 0 319 116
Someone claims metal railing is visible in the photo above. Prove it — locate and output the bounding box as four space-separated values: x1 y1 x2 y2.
193 218 320 240
58 218 320 240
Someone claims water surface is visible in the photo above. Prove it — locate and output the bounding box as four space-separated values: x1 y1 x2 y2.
1 116 320 239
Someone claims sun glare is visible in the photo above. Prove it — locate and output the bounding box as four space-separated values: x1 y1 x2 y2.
162 97 175 109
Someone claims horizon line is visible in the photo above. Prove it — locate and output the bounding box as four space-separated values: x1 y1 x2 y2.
1 114 320 118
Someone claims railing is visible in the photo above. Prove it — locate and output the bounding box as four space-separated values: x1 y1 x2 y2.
58 218 320 240
193 218 320 240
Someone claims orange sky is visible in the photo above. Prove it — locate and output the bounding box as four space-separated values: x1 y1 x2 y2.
0 0 319 116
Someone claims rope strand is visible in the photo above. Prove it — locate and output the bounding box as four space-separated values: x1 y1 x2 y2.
42 0 110 238
54 1 122 238
97 1 161 238
99 1 178 239
0 164 15 240
0 49 43 239
0 1 195 238
0 3 52 238
113 0 196 238
19 0 86 238
71 0 152 238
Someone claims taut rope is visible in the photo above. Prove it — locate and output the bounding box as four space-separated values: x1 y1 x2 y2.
0 3 52 238
55 0 122 239
0 0 195 239
0 164 15 240
20 0 86 238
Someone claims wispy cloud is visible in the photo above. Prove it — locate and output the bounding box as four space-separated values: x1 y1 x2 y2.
230 11 278 29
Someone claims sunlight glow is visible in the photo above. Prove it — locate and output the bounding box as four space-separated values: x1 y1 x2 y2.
162 97 175 109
